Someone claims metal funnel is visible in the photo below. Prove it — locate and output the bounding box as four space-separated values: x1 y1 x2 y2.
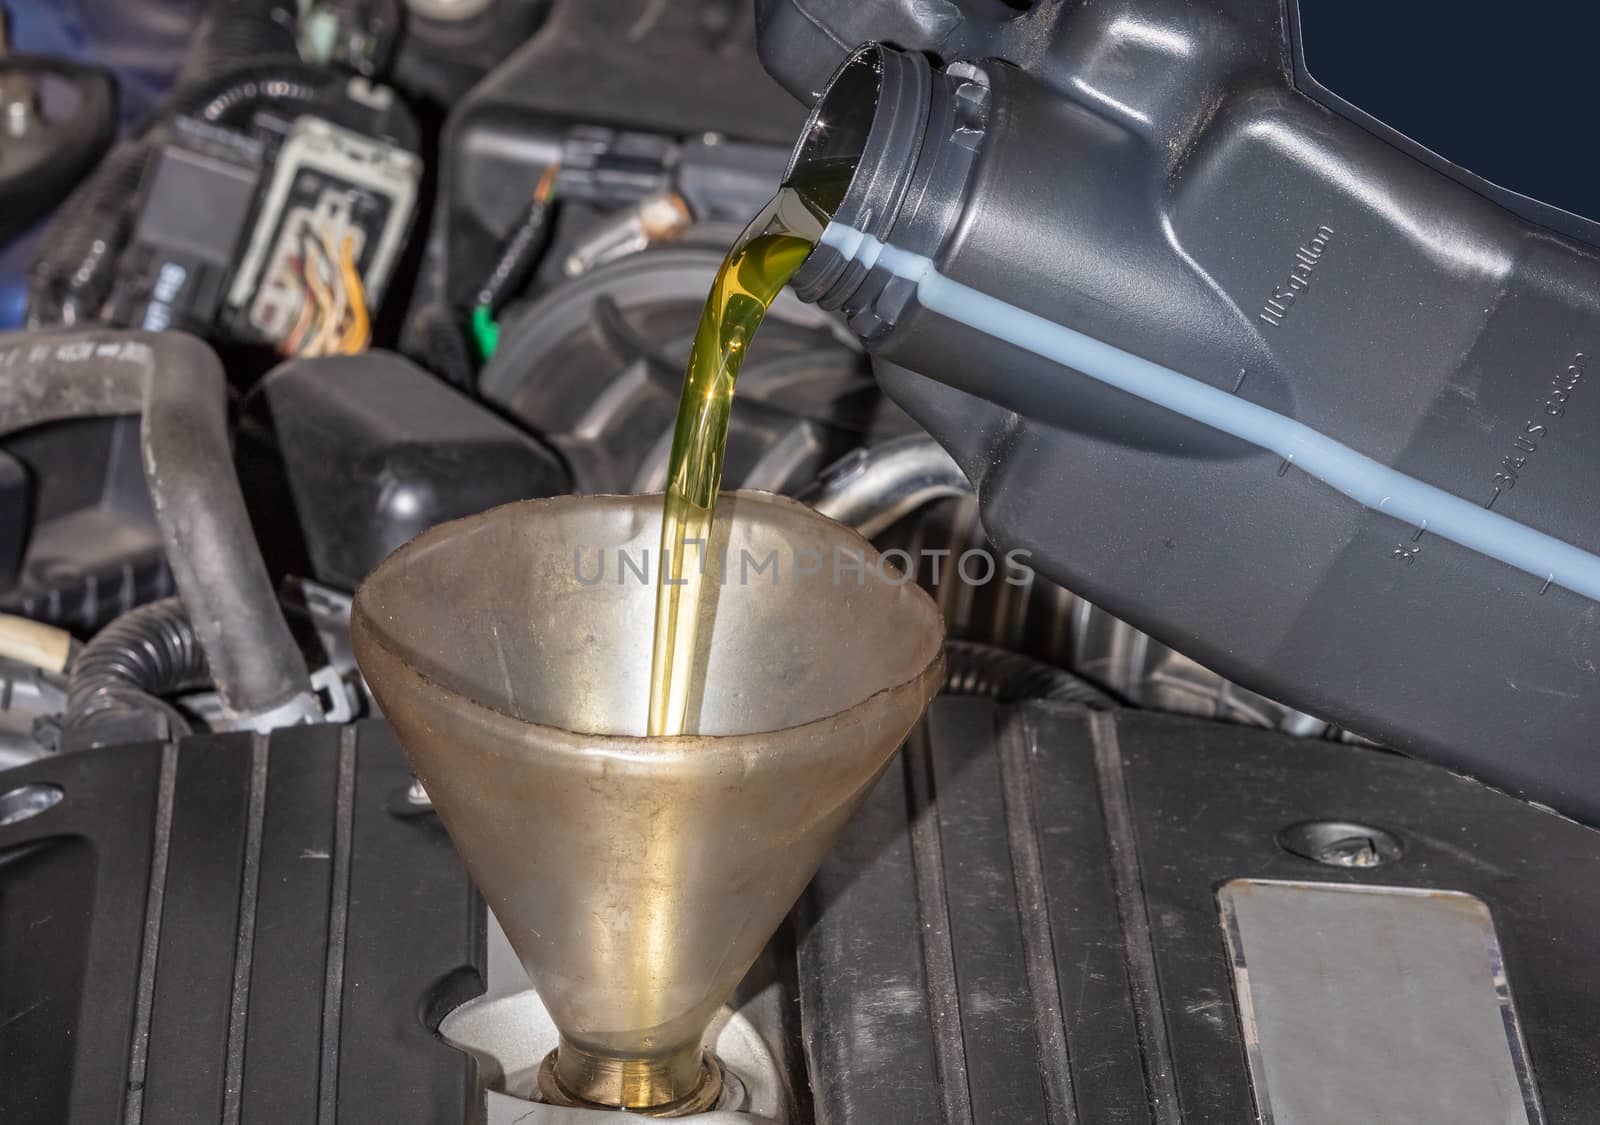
352 491 944 1115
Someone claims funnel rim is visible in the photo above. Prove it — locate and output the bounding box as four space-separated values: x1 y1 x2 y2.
352 489 947 751
358 616 945 758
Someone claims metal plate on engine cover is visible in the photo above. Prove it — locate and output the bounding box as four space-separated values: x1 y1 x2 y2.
1218 880 1542 1125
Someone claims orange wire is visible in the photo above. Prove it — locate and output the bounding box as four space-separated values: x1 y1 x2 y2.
534 163 559 204
282 254 321 355
336 234 370 354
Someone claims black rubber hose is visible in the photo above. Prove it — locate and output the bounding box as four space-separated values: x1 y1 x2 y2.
185 63 335 128
26 139 152 325
943 639 1118 709
473 195 557 313
176 0 300 86
0 329 318 723
64 598 208 743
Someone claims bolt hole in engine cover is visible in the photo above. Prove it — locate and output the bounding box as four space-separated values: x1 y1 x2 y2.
439 915 792 1123
1276 818 1402 868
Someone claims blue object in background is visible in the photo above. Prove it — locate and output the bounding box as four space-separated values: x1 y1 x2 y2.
0 249 27 329
5 0 201 130
0 0 203 327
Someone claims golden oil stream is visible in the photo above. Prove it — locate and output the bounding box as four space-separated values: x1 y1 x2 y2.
647 165 850 737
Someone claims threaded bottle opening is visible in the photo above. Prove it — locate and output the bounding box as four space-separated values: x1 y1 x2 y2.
782 45 884 221
786 44 933 306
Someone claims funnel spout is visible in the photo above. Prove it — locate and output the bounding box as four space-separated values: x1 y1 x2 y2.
545 1038 716 1113
353 491 944 1112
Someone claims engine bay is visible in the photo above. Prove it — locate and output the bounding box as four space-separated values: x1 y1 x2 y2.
2 1 1597 1122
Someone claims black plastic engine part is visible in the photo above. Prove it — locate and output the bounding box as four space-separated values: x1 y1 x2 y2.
0 53 117 247
107 116 267 334
435 126 788 321
0 448 29 588
0 721 483 1125
10 703 1597 1122
249 350 571 591
478 243 915 495
942 638 1116 709
406 299 476 388
0 416 173 634
450 0 801 150
390 0 552 108
408 0 805 354
801 698 1600 1123
758 23 1600 821
880 496 1357 740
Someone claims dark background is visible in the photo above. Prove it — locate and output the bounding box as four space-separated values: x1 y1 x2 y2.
1295 0 1600 228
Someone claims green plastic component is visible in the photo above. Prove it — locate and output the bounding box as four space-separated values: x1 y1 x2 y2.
471 305 500 361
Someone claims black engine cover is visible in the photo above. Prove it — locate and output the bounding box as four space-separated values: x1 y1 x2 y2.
0 722 481 1125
